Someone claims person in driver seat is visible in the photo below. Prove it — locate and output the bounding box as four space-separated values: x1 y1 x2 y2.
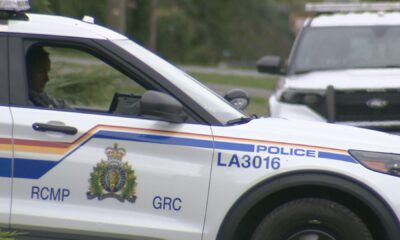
27 46 66 108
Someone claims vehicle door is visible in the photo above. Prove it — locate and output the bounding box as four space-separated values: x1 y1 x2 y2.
0 34 12 230
8 36 213 240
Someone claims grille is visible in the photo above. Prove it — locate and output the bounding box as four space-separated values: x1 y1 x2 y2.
334 90 400 122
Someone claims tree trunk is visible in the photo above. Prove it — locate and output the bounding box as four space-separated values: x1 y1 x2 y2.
106 0 127 34
148 0 158 51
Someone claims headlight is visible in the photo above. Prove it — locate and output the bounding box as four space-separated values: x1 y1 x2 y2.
280 89 324 107
349 150 400 176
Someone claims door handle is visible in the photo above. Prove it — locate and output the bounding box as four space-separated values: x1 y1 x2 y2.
32 123 78 135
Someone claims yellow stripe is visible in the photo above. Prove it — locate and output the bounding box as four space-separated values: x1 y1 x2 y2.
0 144 12 151
14 145 66 155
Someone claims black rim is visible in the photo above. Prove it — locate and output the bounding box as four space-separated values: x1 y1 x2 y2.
287 229 337 240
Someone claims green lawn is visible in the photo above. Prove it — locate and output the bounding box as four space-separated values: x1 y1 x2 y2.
0 231 19 240
245 96 269 117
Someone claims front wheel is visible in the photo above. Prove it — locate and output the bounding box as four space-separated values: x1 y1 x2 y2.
251 198 373 240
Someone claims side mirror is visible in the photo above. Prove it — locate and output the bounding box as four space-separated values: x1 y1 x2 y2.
256 55 282 74
224 89 250 110
140 91 187 123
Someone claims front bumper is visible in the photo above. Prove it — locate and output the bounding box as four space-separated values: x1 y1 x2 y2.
269 95 400 134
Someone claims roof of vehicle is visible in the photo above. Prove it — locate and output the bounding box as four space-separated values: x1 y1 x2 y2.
309 12 400 27
3 13 127 40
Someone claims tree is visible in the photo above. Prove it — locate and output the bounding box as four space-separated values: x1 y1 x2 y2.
106 0 127 34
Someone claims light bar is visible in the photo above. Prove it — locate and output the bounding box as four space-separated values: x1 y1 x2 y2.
306 2 400 13
0 0 30 12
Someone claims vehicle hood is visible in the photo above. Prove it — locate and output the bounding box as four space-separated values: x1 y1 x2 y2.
217 117 400 154
285 69 400 90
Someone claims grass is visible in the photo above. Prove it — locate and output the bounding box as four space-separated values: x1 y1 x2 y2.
245 96 269 117
0 231 19 240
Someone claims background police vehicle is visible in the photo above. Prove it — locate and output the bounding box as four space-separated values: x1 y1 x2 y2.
2 1 400 240
257 2 400 133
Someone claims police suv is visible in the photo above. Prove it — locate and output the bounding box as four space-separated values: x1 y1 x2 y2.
257 2 400 133
1 1 400 240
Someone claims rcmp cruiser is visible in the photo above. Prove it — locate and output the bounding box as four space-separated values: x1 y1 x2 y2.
257 2 400 133
1 1 400 240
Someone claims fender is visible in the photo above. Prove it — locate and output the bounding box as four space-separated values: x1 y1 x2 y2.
216 170 400 240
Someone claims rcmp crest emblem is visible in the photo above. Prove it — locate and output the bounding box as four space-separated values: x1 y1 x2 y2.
87 143 137 203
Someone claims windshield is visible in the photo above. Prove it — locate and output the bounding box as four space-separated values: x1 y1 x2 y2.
292 26 400 73
112 39 247 124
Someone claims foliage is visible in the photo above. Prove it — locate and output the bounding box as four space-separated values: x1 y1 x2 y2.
0 230 20 240
30 0 400 65
154 0 294 64
30 0 51 13
29 0 294 65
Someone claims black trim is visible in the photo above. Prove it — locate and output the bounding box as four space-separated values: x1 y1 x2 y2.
0 33 9 105
9 36 25 105
216 170 400 240
32 123 78 135
286 26 308 75
0 11 28 21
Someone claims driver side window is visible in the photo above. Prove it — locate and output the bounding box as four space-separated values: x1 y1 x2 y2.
26 45 147 116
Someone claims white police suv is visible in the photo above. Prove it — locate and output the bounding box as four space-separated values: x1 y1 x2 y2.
1 1 400 240
257 2 400 133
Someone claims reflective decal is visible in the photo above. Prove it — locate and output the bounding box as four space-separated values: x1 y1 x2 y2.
217 152 281 170
31 186 70 202
152 196 182 211
87 143 137 203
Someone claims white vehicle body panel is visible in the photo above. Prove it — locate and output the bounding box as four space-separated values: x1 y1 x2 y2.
0 107 12 228
284 69 400 90
311 12 400 27
10 107 213 240
204 118 400 240
7 14 127 40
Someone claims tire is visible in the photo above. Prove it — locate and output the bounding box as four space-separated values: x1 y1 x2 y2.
251 198 373 240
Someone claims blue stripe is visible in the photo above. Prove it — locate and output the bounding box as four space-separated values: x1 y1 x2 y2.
94 130 255 152
318 151 357 163
13 158 58 179
0 158 11 177
95 130 215 149
214 141 254 152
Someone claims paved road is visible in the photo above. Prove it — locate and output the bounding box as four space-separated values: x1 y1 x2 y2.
181 65 266 78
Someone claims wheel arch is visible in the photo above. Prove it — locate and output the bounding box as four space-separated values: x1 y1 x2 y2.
216 170 400 240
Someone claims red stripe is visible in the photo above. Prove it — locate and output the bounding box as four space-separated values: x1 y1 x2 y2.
14 139 71 148
0 138 11 144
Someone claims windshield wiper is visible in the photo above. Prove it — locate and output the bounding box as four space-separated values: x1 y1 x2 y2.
380 65 400 69
294 69 315 75
226 116 253 126
294 67 343 75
